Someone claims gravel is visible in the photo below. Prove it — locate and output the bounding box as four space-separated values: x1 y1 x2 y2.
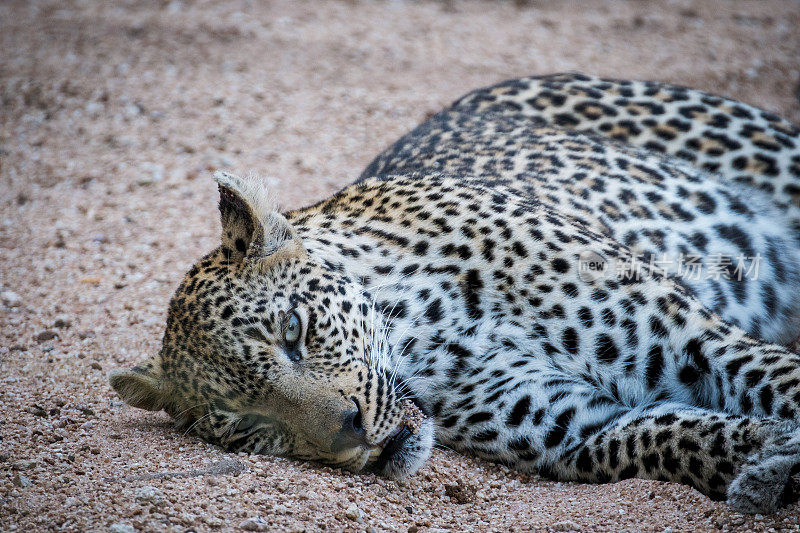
2 0 800 531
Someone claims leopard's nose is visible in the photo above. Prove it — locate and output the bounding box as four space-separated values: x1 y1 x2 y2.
331 400 369 452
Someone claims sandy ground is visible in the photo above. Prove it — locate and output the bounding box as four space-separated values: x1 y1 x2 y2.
2 0 800 531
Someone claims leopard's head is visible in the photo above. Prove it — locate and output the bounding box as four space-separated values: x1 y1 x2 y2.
110 172 433 478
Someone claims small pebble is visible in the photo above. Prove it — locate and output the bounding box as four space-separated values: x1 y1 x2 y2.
166 0 183 13
204 516 224 527
137 162 164 186
444 482 476 504
553 520 581 532
35 330 58 343
344 504 362 521
53 316 72 329
109 524 136 533
134 485 165 504
239 516 270 531
27 405 47 417
13 473 33 487
1 290 21 307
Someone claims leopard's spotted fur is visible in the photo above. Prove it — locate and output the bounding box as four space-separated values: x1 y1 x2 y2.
112 73 800 514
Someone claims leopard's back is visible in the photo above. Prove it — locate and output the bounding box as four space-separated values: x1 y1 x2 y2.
361 73 800 344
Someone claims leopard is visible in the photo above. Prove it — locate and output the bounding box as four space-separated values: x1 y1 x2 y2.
111 73 800 514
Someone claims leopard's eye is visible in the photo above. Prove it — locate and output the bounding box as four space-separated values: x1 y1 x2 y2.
284 312 302 345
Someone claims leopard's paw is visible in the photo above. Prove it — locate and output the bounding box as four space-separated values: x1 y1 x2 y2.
727 424 800 514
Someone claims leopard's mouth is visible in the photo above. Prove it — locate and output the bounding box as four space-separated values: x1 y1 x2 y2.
380 424 409 448
364 397 434 478
369 425 414 471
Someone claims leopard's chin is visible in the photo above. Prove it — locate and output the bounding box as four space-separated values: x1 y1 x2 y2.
366 417 435 479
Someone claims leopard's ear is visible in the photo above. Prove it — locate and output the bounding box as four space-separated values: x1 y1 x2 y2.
109 356 167 411
213 171 305 265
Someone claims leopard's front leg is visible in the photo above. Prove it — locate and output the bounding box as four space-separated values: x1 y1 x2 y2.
566 405 800 513
698 327 800 421
431 339 800 514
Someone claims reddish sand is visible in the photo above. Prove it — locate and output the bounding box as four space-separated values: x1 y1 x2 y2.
2 1 800 531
